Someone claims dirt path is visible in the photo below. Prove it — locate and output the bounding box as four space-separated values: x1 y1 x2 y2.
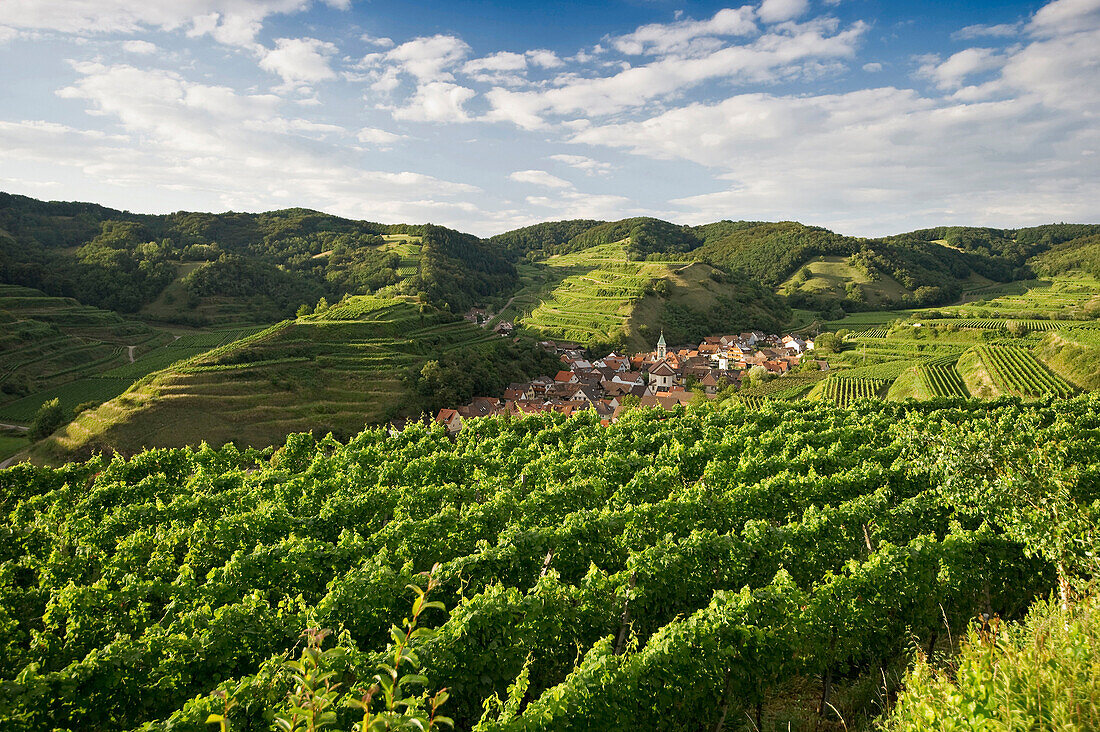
0 423 28 432
127 345 136 363
0 455 20 469
485 296 518 327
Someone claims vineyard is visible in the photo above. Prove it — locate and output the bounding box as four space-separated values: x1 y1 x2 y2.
974 345 1076 398
820 377 890 406
1 397 1095 731
917 363 970 398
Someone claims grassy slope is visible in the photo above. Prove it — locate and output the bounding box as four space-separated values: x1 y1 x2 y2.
780 255 909 305
26 298 502 463
884 595 1100 731
1034 330 1100 390
886 368 931 400
956 349 1002 398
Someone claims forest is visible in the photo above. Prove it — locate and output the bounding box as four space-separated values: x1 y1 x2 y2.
0 396 1097 731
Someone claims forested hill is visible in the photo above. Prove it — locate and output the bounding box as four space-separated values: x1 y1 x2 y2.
492 217 1100 311
0 192 515 323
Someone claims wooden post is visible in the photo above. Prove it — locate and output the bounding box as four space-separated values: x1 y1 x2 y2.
614 571 637 656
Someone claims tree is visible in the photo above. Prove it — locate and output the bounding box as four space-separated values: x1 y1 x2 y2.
315 297 330 314
296 303 313 317
29 398 67 440
812 332 840 354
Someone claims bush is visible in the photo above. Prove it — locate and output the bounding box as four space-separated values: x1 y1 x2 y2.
28 397 67 440
883 595 1100 731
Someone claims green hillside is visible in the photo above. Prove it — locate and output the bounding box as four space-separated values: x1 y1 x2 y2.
0 283 172 422
26 297 555 463
0 193 515 324
497 241 787 350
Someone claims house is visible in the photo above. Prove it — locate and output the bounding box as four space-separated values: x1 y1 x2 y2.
434 408 463 434
554 370 578 384
493 321 515 335
699 370 720 395
650 359 678 390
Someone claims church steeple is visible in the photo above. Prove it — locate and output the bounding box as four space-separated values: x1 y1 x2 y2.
656 331 667 360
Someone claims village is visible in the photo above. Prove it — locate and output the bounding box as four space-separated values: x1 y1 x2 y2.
434 330 823 433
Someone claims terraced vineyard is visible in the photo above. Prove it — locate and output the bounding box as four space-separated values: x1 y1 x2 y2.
33 298 515 460
917 362 970 397
0 285 171 423
974 345 1076 398
517 243 673 343
821 377 890 406
382 237 423 286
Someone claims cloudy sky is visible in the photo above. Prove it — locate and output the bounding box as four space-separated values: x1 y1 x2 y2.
1 0 1098 236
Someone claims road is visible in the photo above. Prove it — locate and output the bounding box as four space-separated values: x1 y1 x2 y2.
127 345 136 363
0 423 28 432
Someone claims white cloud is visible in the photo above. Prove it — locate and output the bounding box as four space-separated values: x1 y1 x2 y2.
462 51 529 85
361 33 394 48
357 126 403 145
612 7 758 56
0 26 18 44
31 63 479 225
463 51 527 74
523 190 636 220
509 169 573 188
0 0 341 47
259 37 338 84
526 49 564 68
1030 0 1100 35
758 0 810 25
486 18 866 126
391 81 475 122
917 48 1004 89
862 61 882 72
121 39 158 54
566 2 1100 234
951 22 1021 40
549 153 613 175
374 34 470 82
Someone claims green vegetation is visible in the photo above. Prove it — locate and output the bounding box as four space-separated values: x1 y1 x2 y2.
1034 330 1100 390
0 194 514 323
505 242 786 350
1 397 1097 730
917 362 969 398
818 376 890 406
884 595 1100 731
26 297 550 462
973 345 1076 398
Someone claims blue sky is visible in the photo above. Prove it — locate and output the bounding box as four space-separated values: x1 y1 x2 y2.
0 0 1097 236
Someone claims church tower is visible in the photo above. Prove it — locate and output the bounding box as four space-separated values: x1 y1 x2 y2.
656 331 667 360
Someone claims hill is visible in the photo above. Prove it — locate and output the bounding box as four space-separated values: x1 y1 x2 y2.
1 396 1097 730
0 283 172 424
493 241 788 351
26 296 556 463
0 193 516 324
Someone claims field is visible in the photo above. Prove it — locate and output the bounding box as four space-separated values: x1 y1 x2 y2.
502 242 673 344
30 297 511 461
818 376 890 406
917 362 969 397
925 275 1100 320
3 398 1093 731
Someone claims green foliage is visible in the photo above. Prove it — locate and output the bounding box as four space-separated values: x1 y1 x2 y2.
27 398 67 440
883 595 1100 731
1 397 1095 730
813 332 841 353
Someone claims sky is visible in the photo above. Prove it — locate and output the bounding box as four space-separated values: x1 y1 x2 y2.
0 0 1098 237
